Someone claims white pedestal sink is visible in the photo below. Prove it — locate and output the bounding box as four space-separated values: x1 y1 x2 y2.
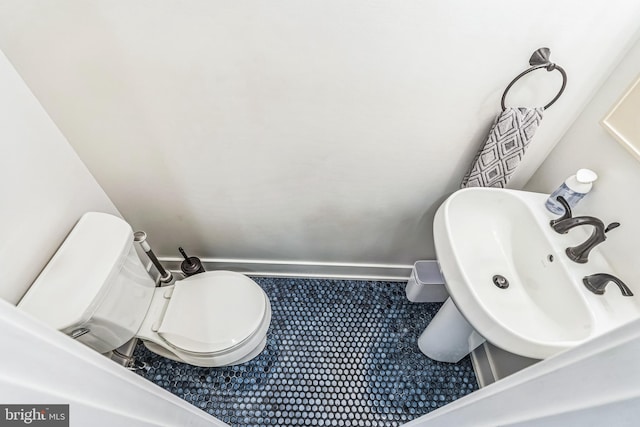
420 188 640 362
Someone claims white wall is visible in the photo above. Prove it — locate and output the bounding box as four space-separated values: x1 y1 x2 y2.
1 1 639 269
525 37 640 294
0 50 119 304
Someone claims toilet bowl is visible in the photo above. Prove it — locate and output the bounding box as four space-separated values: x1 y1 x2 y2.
17 212 271 367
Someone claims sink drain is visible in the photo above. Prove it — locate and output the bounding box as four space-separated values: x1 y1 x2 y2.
492 275 509 289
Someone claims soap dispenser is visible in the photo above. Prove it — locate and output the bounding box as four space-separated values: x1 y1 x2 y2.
545 169 597 214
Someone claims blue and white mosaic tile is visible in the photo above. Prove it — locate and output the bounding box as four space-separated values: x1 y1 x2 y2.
134 278 478 426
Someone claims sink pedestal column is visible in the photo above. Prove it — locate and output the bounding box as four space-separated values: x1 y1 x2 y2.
418 297 486 363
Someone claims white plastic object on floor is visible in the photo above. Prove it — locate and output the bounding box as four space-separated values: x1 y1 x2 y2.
418 297 486 363
405 260 448 302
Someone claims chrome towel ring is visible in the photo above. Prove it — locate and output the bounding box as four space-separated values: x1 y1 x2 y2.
501 47 567 111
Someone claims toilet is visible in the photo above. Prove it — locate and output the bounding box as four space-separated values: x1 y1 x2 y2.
17 212 271 367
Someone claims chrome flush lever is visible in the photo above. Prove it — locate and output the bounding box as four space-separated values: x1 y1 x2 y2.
70 328 90 339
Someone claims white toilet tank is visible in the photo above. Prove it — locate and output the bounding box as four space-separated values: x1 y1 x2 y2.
18 212 156 353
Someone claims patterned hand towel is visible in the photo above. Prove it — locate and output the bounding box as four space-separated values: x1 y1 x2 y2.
461 107 544 188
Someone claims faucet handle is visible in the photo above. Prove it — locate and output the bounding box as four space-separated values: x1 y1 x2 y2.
549 196 572 228
583 273 633 297
605 222 620 233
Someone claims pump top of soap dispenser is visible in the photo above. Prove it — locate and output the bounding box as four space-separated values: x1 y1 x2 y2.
568 169 598 193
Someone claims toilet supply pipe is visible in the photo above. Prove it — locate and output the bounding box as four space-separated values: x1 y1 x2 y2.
133 231 174 285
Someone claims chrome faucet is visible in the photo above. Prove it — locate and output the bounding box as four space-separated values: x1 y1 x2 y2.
549 196 620 264
583 273 633 296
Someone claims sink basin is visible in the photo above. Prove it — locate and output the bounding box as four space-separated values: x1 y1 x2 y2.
430 188 640 360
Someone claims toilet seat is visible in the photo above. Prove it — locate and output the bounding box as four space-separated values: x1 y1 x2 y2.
159 271 268 354
136 271 271 367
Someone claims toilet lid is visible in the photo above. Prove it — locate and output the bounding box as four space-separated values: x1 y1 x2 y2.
158 271 267 354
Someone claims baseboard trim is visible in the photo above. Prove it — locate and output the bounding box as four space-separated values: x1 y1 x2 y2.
158 257 414 282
